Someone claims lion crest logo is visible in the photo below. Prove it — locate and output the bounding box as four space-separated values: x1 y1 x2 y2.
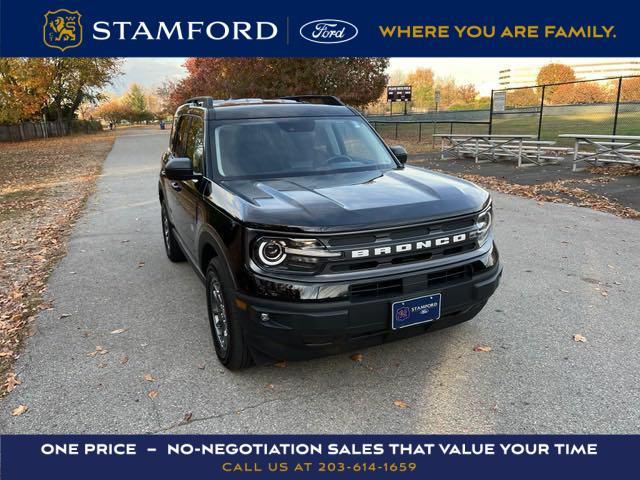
43 9 82 51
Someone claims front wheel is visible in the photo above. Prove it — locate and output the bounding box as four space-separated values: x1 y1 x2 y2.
206 258 252 370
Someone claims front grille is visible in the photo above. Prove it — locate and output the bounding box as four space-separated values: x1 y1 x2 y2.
328 242 476 273
426 265 469 287
349 278 403 299
322 213 479 274
349 265 472 300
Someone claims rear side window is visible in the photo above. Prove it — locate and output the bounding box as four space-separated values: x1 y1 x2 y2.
172 116 190 157
185 116 205 174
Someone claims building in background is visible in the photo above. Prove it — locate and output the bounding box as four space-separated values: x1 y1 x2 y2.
498 60 640 88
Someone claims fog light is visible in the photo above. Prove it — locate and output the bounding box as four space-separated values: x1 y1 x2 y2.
260 313 270 323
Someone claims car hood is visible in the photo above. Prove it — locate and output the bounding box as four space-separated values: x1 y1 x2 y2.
212 166 489 233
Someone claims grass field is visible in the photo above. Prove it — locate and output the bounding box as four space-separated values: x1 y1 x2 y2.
372 108 640 148
373 121 489 146
492 111 640 145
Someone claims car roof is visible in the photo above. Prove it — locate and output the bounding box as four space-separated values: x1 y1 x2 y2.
176 97 359 120
211 103 356 120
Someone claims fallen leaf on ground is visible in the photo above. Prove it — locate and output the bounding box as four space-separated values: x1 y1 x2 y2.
4 373 21 392
137 262 145 268
110 328 127 335
87 345 108 357
143 373 156 382
393 400 409 409
59 313 72 319
350 353 364 362
273 361 287 368
266 383 275 389
196 363 205 370
473 345 492 353
11 404 28 416
183 412 193 422
120 355 129 365
573 334 587 343
147 390 158 399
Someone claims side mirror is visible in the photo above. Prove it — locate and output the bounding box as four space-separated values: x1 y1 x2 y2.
390 145 408 164
164 157 200 181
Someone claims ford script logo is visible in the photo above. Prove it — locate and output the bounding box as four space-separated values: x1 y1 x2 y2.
299 19 358 44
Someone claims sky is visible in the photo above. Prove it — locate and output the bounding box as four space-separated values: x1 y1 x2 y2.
111 57 638 97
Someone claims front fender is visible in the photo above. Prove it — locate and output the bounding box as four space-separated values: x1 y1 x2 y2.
197 224 240 290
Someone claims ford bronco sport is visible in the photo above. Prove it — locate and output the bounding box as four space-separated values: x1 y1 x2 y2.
159 95 502 369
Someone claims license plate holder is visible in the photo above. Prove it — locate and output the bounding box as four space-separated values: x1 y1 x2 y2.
391 293 441 330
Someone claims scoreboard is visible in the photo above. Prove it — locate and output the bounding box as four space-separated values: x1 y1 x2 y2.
387 85 412 102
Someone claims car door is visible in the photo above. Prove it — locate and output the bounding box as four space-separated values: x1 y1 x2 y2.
164 115 191 247
174 114 206 256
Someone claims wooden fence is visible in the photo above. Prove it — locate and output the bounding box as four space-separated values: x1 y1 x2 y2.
0 120 102 142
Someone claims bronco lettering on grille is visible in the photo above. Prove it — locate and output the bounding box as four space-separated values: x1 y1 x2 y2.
350 233 468 259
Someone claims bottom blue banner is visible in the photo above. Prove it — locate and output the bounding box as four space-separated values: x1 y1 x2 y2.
0 435 635 479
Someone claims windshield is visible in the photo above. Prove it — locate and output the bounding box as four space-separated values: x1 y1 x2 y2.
212 116 398 178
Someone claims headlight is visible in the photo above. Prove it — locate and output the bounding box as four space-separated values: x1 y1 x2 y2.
253 237 342 271
257 239 287 266
476 205 493 246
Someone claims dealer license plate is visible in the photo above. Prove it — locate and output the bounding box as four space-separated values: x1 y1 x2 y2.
391 293 441 330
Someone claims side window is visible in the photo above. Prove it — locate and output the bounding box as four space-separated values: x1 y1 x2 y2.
185 116 205 174
173 116 190 157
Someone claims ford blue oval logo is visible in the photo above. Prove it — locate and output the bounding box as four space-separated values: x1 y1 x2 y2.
299 19 358 44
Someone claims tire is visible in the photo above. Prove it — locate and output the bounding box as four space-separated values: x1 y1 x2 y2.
206 257 252 369
161 201 185 262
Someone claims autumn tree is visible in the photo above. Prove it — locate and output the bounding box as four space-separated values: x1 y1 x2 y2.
506 88 539 108
123 84 153 123
0 59 52 123
620 77 640 102
537 63 576 86
536 63 577 104
431 77 480 109
434 77 459 109
455 83 479 104
406 68 434 108
145 89 165 120
42 58 122 127
168 58 389 111
155 80 175 118
571 82 611 104
95 96 134 124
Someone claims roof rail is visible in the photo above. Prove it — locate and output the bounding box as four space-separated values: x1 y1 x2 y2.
184 96 218 107
280 95 345 106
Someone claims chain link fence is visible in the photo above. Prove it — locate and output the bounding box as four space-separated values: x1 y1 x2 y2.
365 75 640 150
370 120 489 146
490 75 640 146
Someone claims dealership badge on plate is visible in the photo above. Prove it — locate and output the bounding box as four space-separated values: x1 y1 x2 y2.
392 294 441 329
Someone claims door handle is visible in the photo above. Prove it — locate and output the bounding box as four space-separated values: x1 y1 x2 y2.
170 181 182 192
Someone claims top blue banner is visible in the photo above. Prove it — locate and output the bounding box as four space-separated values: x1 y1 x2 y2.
0 0 634 56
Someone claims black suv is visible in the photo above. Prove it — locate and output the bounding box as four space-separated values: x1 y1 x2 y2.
159 95 502 369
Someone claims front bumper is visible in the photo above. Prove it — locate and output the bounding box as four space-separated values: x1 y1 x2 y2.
233 243 502 362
